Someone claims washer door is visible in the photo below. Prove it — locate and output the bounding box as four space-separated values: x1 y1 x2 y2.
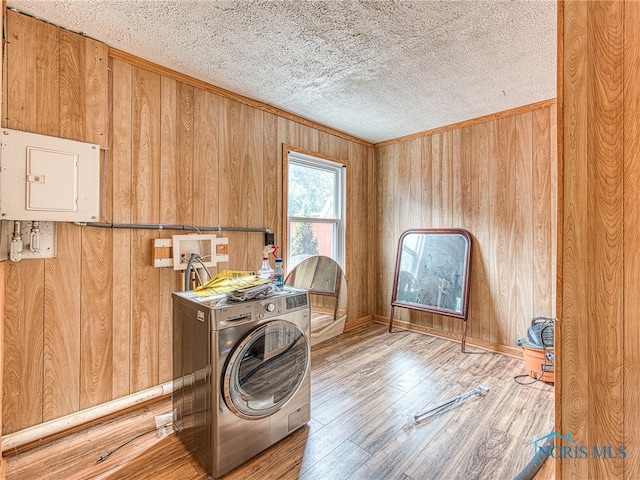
223 319 309 419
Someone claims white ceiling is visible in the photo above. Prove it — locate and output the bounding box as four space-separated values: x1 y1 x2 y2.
6 0 557 144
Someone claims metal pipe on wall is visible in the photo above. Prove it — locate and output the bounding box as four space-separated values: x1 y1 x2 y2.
73 222 271 234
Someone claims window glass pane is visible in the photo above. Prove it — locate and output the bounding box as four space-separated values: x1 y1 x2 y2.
288 163 336 219
287 150 345 272
288 221 335 270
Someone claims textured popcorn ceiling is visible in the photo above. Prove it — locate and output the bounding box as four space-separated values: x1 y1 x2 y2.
6 0 556 143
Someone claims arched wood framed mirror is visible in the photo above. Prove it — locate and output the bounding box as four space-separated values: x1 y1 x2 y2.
389 228 472 352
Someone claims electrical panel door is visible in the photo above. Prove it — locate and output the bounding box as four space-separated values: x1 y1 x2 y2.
0 128 100 221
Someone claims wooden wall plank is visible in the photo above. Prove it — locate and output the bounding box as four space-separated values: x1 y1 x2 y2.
298 124 319 153
532 108 553 317
5 10 58 135
59 30 108 146
420 136 433 228
488 118 512 346
405 138 422 327
469 122 492 342
430 133 443 229
512 112 533 345
157 79 195 382
192 90 221 228
585 2 624 478
549 104 557 318
160 77 179 225
130 66 161 392
262 111 279 242
436 131 454 332
394 141 411 324
129 232 159 395
624 1 640 477
190 88 222 298
218 97 244 267
441 131 454 227
132 66 161 224
422 134 441 330
559 0 589 475
177 83 194 225
407 139 421 236
44 218 82 421
366 146 376 320
277 117 290 265
3 262 44 433
110 58 133 399
348 142 369 321
80 227 114 409
2 10 59 433
374 144 392 318
158 76 178 383
245 107 265 265
447 130 462 335
459 126 477 338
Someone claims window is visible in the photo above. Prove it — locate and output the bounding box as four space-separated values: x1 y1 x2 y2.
286 149 346 272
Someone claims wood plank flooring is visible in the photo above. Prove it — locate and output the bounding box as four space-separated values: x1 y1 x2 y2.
4 324 555 479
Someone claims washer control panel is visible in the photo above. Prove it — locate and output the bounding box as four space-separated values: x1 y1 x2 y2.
256 298 285 319
201 287 310 328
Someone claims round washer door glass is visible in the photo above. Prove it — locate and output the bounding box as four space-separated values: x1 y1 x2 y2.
224 319 309 419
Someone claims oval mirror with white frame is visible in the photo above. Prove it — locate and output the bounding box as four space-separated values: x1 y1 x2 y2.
285 255 347 346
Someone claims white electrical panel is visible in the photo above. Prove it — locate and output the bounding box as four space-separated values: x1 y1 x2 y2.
0 128 100 221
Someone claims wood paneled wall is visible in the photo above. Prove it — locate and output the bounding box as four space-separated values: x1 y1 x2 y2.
374 103 557 352
2 11 373 434
3 11 109 433
0 1 4 471
559 1 640 478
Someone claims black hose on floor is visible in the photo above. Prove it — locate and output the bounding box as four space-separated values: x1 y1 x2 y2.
513 435 553 480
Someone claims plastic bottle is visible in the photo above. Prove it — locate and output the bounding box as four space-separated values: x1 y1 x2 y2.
257 245 275 279
274 258 285 290
257 254 274 279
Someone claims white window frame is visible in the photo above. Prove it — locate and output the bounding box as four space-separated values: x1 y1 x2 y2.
286 149 346 272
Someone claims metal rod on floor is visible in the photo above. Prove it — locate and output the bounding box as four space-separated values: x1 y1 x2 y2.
414 385 489 423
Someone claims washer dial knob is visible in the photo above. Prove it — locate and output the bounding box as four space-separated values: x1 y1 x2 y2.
265 302 276 313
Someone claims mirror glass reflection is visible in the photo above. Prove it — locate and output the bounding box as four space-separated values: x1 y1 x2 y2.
285 255 347 346
396 232 469 314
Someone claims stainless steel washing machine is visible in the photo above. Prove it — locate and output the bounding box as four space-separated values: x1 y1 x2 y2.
172 287 311 478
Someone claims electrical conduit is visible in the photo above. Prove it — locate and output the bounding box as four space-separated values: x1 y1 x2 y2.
2 381 173 452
